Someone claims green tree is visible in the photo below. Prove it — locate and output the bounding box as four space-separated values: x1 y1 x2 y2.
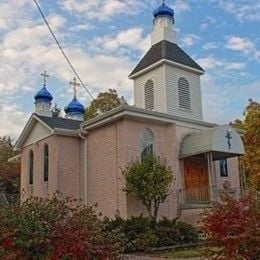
85 89 122 120
0 196 122 259
122 155 174 222
231 99 260 191
0 136 20 196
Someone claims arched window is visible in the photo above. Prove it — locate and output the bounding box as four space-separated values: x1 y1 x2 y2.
144 80 154 110
29 150 34 185
43 144 49 182
178 77 191 110
141 129 154 160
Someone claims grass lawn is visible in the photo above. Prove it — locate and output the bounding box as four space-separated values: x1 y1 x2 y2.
164 248 203 258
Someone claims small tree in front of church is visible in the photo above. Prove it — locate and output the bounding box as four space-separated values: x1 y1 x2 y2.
122 155 174 222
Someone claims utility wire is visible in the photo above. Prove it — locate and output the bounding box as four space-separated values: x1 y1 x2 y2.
33 0 95 100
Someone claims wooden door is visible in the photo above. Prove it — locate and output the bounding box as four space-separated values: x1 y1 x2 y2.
183 158 209 204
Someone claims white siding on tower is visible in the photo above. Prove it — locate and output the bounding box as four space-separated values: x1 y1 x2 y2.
134 66 166 112
165 64 203 120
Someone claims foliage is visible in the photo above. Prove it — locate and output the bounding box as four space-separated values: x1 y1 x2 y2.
122 155 174 221
202 193 260 259
104 215 199 253
0 136 20 196
155 218 199 247
0 196 122 259
85 89 121 120
231 99 260 191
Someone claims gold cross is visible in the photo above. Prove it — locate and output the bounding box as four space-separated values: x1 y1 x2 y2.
41 70 49 86
70 76 80 98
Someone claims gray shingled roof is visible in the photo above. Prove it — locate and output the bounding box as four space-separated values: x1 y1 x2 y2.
36 114 81 130
129 40 204 76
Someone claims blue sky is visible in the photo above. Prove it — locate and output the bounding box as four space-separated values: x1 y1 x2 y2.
0 0 259 138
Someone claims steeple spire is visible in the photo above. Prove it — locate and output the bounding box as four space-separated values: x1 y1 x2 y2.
41 70 49 87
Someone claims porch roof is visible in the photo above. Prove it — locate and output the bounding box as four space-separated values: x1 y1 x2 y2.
180 125 245 161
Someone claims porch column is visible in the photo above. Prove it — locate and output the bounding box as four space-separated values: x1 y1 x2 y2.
207 152 217 201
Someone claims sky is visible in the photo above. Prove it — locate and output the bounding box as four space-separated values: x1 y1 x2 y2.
0 0 259 138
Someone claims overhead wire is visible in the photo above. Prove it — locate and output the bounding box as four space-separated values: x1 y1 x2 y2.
33 0 95 100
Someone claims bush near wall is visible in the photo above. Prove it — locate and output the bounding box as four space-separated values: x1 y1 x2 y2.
104 215 199 253
0 196 122 259
202 194 260 259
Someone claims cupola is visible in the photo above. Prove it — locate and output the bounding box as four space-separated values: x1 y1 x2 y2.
34 71 53 117
64 77 85 121
153 2 174 22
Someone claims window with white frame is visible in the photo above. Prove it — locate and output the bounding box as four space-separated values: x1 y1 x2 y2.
219 159 228 177
29 150 34 185
178 77 191 110
43 144 49 182
141 129 154 161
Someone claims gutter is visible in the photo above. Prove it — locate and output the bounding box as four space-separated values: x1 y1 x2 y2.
79 130 89 205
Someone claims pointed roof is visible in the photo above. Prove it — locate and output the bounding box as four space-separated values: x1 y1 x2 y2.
129 40 204 77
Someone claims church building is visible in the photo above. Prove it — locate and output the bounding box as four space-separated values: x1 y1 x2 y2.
15 2 245 223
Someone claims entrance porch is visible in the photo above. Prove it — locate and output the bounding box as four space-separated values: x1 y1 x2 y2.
178 125 245 208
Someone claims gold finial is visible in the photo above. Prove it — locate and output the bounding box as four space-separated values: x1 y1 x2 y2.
70 76 80 98
41 70 49 87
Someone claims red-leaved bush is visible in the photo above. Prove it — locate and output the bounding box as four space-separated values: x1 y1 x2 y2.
202 193 260 259
0 196 122 259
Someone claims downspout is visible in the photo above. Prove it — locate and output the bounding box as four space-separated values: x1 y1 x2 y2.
79 129 89 205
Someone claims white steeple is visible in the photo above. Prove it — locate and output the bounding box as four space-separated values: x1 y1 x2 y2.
151 1 177 45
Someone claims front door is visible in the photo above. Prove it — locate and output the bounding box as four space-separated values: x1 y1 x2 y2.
183 158 209 204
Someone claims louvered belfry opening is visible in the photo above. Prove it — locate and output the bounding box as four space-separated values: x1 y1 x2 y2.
144 80 155 110
178 77 191 110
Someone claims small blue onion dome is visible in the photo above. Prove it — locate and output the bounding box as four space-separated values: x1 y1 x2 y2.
34 86 53 103
64 97 85 115
153 3 174 20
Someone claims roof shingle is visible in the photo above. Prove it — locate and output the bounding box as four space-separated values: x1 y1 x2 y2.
129 40 204 77
36 115 81 130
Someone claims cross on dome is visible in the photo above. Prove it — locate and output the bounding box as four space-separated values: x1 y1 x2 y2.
70 76 80 98
41 70 49 87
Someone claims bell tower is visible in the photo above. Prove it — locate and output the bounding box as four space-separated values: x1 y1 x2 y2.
129 1 205 121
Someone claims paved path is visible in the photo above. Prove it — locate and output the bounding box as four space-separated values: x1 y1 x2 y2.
123 255 202 260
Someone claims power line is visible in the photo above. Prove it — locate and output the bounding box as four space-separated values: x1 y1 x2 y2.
33 0 95 100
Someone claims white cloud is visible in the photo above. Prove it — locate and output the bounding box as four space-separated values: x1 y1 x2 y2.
172 0 190 13
200 16 216 30
225 36 260 60
214 0 260 22
203 42 218 50
202 75 260 124
181 34 201 47
91 27 150 55
59 0 145 21
197 56 245 71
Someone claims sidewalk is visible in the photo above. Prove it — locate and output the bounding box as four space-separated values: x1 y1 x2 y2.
123 255 202 260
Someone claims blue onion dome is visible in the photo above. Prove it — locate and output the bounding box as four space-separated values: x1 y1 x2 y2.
153 2 174 20
64 97 85 115
34 86 53 103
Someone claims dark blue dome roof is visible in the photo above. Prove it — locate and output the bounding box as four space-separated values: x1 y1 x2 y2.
153 3 174 19
65 97 85 115
34 86 53 102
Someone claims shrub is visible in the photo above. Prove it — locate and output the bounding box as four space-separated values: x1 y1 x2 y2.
155 218 199 247
202 193 260 259
0 196 122 259
104 215 199 253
